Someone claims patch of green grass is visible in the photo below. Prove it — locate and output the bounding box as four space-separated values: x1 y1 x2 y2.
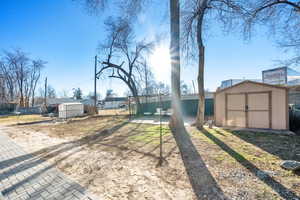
128 125 171 144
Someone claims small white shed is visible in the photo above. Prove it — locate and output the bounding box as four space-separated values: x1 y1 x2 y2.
59 102 84 119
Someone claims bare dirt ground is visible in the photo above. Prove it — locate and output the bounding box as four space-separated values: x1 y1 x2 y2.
98 109 129 116
2 115 300 200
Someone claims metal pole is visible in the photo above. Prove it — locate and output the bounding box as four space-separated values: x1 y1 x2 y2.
159 92 163 166
94 55 97 113
44 77 47 106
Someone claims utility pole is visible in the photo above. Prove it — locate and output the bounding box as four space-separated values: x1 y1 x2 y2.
94 56 97 112
44 77 47 106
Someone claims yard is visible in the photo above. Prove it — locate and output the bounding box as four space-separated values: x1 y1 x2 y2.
1 115 300 199
0 114 51 126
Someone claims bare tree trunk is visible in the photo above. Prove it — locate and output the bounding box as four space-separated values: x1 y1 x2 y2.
135 96 142 115
195 10 206 129
32 91 35 107
124 79 142 115
169 0 184 130
196 46 205 129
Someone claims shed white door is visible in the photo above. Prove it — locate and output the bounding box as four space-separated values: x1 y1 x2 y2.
247 92 271 129
226 93 246 127
226 92 271 128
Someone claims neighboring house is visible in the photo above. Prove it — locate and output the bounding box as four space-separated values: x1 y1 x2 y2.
262 67 300 86
46 98 80 106
219 66 300 89
33 98 80 113
102 97 128 109
80 99 95 106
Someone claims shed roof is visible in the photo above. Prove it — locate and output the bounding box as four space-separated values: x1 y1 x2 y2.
216 80 288 93
60 102 83 105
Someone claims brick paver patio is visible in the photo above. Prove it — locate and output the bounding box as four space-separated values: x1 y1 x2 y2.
0 128 98 200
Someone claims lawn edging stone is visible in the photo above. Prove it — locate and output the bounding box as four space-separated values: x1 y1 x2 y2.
280 160 300 171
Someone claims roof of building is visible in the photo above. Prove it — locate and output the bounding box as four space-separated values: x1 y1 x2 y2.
262 66 300 76
60 102 83 105
47 98 80 105
216 80 288 93
104 97 128 102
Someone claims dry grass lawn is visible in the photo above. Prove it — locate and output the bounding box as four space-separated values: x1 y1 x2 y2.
0 114 51 125
98 109 129 116
2 115 300 199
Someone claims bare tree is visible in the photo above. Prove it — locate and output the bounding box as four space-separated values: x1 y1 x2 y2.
38 85 56 99
97 17 153 114
24 59 46 106
136 60 156 96
245 0 300 67
4 50 30 106
31 60 46 106
76 0 146 20
182 0 245 129
0 49 46 106
0 59 16 101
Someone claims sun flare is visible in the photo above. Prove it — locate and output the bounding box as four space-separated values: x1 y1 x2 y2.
149 45 171 83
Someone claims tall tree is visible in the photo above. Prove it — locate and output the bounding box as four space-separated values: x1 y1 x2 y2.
0 59 16 101
29 60 46 106
182 0 244 129
5 50 29 106
97 17 153 114
1 49 46 106
169 0 185 130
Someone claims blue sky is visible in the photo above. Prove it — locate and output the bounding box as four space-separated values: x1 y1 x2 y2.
0 0 293 98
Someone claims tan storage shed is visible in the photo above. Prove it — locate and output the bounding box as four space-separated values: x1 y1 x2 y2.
215 81 289 130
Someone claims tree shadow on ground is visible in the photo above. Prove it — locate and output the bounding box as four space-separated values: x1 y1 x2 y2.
170 126 228 200
1 149 82 196
0 120 178 195
229 130 300 161
204 129 300 200
0 120 129 172
0 120 130 197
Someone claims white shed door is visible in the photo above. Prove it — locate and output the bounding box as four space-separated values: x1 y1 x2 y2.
226 94 246 127
247 93 270 129
226 92 271 129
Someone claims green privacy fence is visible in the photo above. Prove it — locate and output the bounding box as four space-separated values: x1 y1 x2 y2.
139 98 214 117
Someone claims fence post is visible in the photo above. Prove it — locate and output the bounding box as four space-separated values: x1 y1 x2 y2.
158 92 163 166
